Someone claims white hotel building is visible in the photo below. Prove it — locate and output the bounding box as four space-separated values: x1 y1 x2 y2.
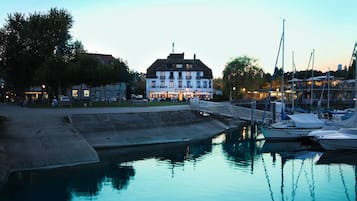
146 53 213 101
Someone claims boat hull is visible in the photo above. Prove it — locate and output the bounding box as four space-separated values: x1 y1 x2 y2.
262 126 316 140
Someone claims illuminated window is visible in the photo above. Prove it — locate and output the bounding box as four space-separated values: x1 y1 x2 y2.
186 64 193 69
84 89 90 97
72 89 79 97
169 81 174 88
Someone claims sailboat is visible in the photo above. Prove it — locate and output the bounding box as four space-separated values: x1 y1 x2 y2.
262 21 326 141
314 42 357 150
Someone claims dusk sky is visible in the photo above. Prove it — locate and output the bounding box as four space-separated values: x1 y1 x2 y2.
1 0 356 78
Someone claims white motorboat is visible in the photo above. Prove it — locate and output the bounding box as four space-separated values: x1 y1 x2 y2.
307 113 356 142
315 128 357 150
310 43 357 148
262 113 326 140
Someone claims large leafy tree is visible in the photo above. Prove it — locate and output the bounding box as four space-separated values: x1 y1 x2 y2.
67 54 130 87
0 8 75 96
223 56 265 99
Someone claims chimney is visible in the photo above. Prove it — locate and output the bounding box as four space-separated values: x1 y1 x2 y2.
194 54 196 61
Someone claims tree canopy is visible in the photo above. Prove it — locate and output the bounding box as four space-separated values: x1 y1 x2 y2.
222 56 265 98
0 8 131 98
0 8 75 95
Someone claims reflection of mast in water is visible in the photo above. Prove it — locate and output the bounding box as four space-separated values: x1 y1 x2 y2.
339 164 352 201
262 154 275 201
317 150 357 201
262 144 320 201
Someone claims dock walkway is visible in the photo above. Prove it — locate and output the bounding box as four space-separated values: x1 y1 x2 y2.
190 100 275 123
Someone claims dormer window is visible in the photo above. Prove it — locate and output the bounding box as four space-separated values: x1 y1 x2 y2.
186 64 193 69
176 64 183 68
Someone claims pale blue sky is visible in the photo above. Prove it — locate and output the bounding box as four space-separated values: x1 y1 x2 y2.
1 0 356 78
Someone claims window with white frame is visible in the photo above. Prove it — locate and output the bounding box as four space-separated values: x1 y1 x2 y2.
151 80 156 88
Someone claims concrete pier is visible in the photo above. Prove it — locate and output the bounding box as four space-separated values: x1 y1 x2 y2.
0 103 240 189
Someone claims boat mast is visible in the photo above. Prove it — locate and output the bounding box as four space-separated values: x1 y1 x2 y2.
281 19 285 112
311 49 315 111
292 51 296 113
327 68 330 110
353 42 357 125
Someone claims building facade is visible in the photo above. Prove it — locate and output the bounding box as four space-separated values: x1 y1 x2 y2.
69 82 126 102
68 53 126 102
146 53 213 101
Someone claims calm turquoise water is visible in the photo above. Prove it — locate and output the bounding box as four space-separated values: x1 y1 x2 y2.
1 125 356 201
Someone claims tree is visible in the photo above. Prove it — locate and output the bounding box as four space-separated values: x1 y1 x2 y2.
213 78 223 91
222 56 265 100
64 54 130 88
0 8 75 97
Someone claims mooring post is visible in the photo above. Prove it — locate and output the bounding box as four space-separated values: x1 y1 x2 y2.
271 102 276 123
251 101 256 139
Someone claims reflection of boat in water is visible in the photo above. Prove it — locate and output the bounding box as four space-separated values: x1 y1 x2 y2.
317 150 357 201
317 150 357 165
262 140 305 153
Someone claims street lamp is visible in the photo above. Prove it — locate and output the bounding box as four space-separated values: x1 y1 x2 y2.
230 86 236 102
41 84 46 103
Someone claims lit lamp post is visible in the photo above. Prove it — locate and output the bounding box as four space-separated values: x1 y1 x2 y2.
232 86 236 101
41 84 46 103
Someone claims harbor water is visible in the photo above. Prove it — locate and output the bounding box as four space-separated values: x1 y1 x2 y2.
0 124 356 201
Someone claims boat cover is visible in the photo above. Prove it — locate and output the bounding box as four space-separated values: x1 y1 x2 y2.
287 113 325 128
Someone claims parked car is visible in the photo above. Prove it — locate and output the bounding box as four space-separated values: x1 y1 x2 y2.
59 96 72 107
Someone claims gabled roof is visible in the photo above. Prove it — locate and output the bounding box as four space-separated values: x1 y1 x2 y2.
146 53 213 79
86 53 115 64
